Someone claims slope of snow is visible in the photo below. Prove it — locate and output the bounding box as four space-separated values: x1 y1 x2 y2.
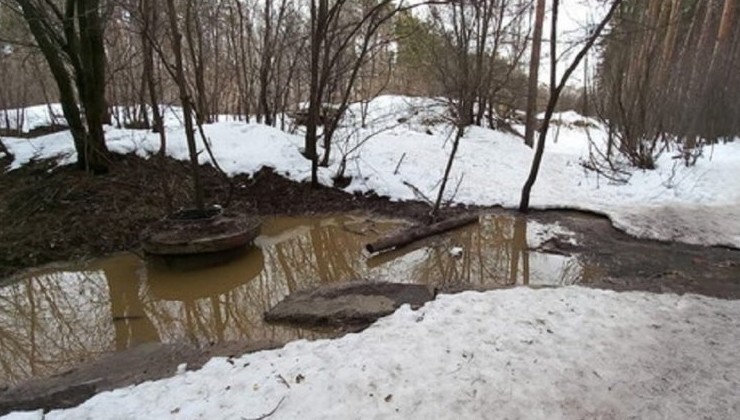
339 108 740 248
3 95 740 248
5 287 740 420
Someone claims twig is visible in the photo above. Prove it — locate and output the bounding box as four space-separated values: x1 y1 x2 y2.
402 181 433 205
242 396 287 420
393 152 406 175
191 102 236 207
582 121 631 184
277 374 291 389
443 173 465 207
332 109 409 179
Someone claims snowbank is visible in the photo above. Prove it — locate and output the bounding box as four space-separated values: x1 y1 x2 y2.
3 95 740 248
6 287 740 419
0 104 66 132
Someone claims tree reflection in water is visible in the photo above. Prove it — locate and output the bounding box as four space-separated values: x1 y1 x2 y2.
104 257 159 351
0 214 590 385
0 269 114 384
374 215 582 291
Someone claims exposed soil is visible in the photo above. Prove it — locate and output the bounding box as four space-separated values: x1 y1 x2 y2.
0 152 739 414
1 153 738 293
540 210 740 299
0 153 437 281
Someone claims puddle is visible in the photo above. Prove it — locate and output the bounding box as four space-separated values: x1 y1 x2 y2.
0 214 595 385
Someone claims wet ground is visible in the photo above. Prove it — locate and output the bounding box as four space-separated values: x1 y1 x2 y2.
0 156 435 280
0 213 600 387
1 155 739 413
544 210 740 299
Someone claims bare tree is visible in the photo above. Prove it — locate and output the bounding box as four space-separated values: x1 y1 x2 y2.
140 0 166 154
304 0 416 187
520 0 622 212
423 0 530 219
7 0 111 172
523 0 545 148
165 0 205 211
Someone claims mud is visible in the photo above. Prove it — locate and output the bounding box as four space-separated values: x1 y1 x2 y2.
0 214 593 387
537 210 740 299
0 154 437 280
0 154 739 414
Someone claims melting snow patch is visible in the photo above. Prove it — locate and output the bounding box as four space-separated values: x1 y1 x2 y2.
7 287 738 419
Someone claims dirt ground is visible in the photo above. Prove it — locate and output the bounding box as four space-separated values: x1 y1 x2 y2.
1 153 739 414
535 210 740 299
0 153 436 281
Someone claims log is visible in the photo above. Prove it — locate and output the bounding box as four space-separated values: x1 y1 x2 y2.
366 241 426 269
365 213 479 254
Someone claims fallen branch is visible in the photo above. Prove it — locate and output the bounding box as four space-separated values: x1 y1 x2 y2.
365 213 479 254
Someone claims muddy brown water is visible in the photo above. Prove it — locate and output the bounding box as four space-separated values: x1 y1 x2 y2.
0 213 594 386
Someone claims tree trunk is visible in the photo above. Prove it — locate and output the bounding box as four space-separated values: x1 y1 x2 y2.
430 124 465 220
141 0 166 155
15 0 108 173
166 0 205 212
258 0 273 126
76 0 110 173
520 0 621 211
524 0 546 148
702 0 736 140
185 0 210 125
305 0 326 187
709 0 736 74
660 0 681 79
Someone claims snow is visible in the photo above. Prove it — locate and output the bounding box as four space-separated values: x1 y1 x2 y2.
0 105 189 134
538 110 600 127
2 97 739 417
3 95 739 248
0 104 66 132
528 220 578 247
6 286 740 419
2 1 737 416
448 246 463 258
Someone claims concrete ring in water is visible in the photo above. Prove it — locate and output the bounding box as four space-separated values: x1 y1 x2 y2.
141 211 262 256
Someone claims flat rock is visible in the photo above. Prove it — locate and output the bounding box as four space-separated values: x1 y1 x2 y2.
264 282 435 327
